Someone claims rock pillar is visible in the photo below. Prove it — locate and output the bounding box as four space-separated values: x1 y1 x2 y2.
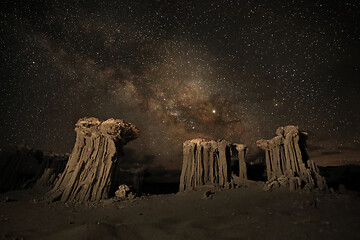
179 139 247 191
234 144 248 180
256 126 327 191
48 117 139 202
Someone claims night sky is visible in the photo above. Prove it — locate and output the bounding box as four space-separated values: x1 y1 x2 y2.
1 0 360 171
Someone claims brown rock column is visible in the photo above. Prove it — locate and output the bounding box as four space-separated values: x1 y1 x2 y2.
179 139 248 191
35 154 68 187
256 140 273 180
233 144 248 180
179 139 234 191
0 146 44 193
257 126 327 191
48 117 139 202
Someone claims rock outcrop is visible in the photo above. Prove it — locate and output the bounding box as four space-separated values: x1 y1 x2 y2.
179 139 247 191
35 153 68 187
117 167 145 194
0 145 67 193
0 145 44 193
256 126 327 191
233 144 248 180
48 117 139 203
115 184 135 199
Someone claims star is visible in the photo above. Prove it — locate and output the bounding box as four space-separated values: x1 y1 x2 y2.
0 0 359 169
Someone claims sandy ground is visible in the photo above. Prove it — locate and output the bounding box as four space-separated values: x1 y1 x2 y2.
1 181 360 240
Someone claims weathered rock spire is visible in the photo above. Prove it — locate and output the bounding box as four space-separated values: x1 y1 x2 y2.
179 139 247 191
233 144 248 180
48 117 139 202
256 126 327 191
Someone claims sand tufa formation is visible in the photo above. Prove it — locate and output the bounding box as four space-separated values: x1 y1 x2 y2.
256 125 327 191
179 139 247 191
0 145 67 193
0 146 44 193
48 117 139 203
233 144 247 180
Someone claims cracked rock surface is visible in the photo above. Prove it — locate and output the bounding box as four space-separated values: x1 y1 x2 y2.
179 139 247 191
48 117 139 203
257 126 327 191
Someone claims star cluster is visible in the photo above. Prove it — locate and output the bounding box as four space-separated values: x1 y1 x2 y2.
1 0 359 169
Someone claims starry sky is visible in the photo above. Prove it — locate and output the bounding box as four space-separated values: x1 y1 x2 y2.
1 0 360 171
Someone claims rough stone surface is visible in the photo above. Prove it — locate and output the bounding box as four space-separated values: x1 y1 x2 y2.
256 125 327 191
234 144 248 180
115 184 135 199
0 145 44 193
0 145 67 193
179 139 247 191
117 167 145 194
48 117 139 203
115 184 130 198
35 154 68 187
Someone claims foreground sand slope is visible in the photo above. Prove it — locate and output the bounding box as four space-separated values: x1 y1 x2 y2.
0 182 360 240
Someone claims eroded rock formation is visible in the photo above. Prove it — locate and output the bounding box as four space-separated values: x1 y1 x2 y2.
48 117 139 202
0 145 67 193
36 153 68 187
256 126 327 191
117 167 145 194
0 145 44 193
233 144 247 180
179 139 247 191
